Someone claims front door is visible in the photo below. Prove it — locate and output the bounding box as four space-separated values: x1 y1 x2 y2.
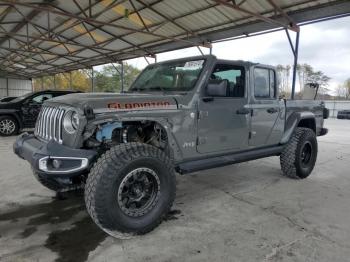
197 63 250 154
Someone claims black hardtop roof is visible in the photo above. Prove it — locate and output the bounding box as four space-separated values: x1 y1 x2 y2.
150 55 274 69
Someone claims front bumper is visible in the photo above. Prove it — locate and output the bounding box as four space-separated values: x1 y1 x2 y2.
13 133 97 177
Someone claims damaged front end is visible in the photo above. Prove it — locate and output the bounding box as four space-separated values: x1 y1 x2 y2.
84 118 169 153
13 93 179 191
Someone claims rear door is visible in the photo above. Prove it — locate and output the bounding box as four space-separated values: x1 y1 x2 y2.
249 67 283 147
197 63 250 154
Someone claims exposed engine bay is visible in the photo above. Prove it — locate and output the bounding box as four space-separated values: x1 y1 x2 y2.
85 121 168 152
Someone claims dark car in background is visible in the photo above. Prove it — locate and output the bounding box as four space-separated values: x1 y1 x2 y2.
337 110 350 119
0 90 81 136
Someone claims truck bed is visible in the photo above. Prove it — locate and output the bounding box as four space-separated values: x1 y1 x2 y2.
285 99 326 135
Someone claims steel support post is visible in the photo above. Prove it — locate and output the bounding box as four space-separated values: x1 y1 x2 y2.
120 61 124 93
197 46 204 56
41 77 44 90
91 67 94 92
6 78 9 96
144 56 150 65
70 71 73 90
291 30 300 100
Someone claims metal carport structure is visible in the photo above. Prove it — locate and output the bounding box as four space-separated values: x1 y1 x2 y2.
0 0 350 96
0 76 32 98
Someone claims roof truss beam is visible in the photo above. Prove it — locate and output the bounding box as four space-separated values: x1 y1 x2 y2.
213 0 299 32
266 0 298 30
0 0 349 77
1 0 210 47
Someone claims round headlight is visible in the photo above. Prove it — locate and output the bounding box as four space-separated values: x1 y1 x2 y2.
71 112 79 130
63 110 79 134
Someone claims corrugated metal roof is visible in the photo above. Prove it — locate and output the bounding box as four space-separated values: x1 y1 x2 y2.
0 0 349 78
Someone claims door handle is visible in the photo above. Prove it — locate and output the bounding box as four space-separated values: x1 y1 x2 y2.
236 108 251 115
267 108 278 114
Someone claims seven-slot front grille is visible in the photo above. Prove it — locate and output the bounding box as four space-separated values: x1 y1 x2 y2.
34 106 65 143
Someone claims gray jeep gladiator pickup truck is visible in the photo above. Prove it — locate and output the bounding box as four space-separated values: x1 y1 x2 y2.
14 55 328 238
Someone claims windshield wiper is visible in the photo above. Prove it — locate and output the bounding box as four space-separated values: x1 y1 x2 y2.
147 86 166 91
130 86 166 92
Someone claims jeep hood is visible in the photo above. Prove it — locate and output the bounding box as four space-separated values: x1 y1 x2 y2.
46 92 179 112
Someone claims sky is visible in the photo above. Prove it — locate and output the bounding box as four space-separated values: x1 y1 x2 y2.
98 16 350 94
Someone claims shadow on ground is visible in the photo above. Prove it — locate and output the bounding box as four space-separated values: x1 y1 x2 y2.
0 194 107 262
0 193 183 262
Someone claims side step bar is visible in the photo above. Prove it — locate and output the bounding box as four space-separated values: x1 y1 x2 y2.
176 145 285 174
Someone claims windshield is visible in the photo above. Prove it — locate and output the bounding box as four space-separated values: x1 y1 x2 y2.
130 59 205 92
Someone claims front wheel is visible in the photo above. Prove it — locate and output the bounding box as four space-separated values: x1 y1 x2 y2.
280 127 318 179
0 116 19 136
85 143 176 239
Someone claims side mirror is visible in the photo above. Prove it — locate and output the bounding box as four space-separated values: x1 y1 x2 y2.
206 79 229 97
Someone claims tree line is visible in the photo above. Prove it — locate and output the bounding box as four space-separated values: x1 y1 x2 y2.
277 63 350 100
276 63 332 99
33 62 350 100
336 79 350 99
33 63 141 93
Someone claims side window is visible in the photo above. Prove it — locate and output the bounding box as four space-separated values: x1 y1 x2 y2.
254 68 276 99
209 64 245 97
32 94 53 104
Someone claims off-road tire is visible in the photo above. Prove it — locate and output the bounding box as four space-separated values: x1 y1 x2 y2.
280 127 318 179
0 115 19 136
85 142 176 239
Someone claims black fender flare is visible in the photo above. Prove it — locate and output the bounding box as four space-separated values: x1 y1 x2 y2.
280 112 316 144
0 110 23 129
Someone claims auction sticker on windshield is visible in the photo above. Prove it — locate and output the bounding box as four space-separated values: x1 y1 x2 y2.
184 60 204 69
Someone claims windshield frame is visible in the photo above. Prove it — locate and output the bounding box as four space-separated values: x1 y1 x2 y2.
129 57 207 93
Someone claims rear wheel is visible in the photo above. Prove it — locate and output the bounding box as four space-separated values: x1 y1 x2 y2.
0 116 19 136
85 142 176 239
280 127 318 179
